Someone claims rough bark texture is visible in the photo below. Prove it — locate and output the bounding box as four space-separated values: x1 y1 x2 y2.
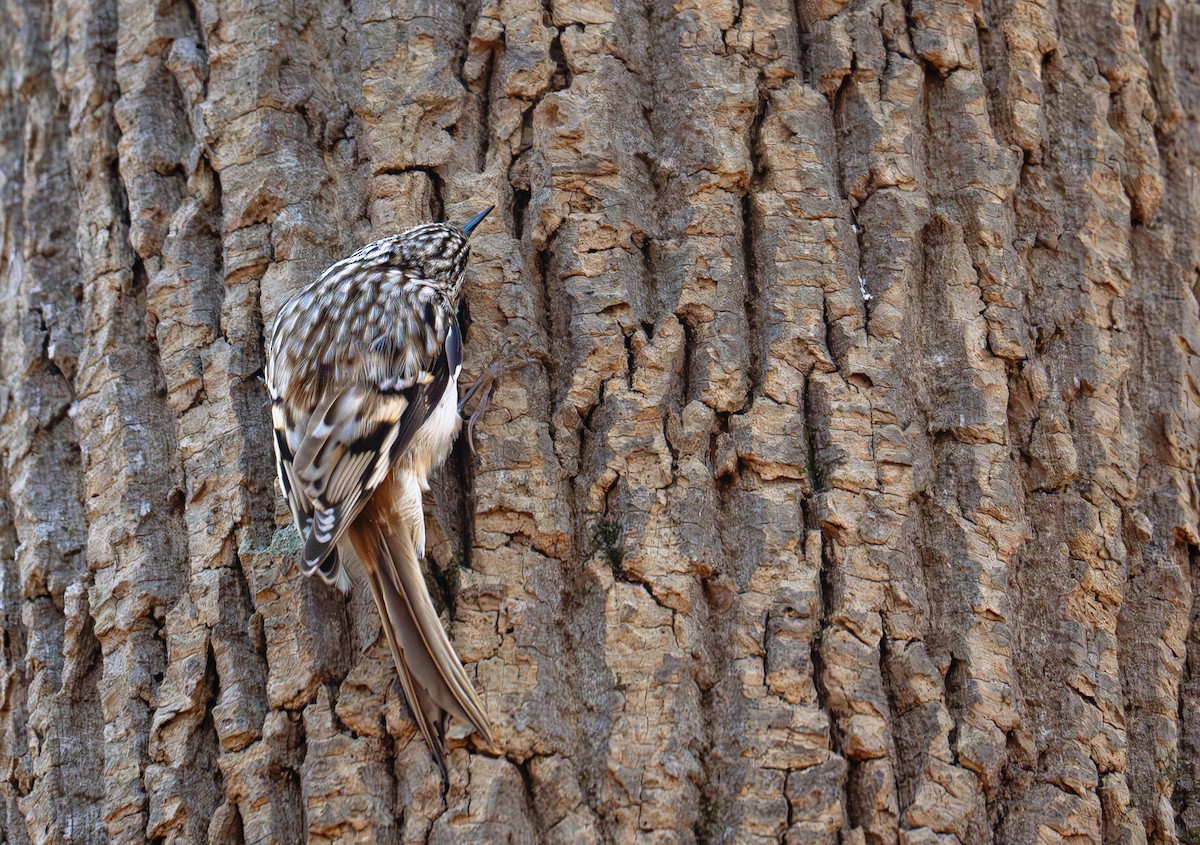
0 0 1197 842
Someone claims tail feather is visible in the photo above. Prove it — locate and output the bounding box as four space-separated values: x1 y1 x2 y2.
356 549 449 772
346 474 494 766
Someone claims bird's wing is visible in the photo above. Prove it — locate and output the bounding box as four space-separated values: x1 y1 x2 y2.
267 290 456 583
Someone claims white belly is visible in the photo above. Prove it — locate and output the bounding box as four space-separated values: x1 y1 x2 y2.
402 372 462 490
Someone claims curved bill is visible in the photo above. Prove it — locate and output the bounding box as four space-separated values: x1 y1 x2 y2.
462 206 494 236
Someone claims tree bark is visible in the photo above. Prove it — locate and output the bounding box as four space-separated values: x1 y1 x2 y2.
0 0 1197 842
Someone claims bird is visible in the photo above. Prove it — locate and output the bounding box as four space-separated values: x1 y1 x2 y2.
265 207 495 774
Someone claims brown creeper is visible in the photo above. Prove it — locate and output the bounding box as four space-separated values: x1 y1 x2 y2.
265 207 495 771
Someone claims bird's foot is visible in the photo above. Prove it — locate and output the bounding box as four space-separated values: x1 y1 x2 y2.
458 349 550 454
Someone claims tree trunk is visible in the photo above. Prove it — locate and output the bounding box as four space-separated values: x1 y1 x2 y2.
0 0 1197 842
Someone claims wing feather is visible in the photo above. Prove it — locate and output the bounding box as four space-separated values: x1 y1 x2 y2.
270 322 455 581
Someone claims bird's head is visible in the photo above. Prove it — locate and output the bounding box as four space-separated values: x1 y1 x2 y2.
400 206 493 300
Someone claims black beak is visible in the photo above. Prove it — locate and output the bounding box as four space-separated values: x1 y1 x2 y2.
462 206 494 237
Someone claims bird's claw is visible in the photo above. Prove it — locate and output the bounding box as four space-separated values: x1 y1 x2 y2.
458 349 550 455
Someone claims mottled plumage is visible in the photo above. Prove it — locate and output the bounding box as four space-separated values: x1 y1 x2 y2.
265 208 494 771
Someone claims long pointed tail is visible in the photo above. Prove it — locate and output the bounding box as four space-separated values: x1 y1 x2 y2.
346 473 493 770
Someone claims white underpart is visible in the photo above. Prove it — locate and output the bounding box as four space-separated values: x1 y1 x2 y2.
394 369 462 560
394 470 427 559
407 370 462 483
